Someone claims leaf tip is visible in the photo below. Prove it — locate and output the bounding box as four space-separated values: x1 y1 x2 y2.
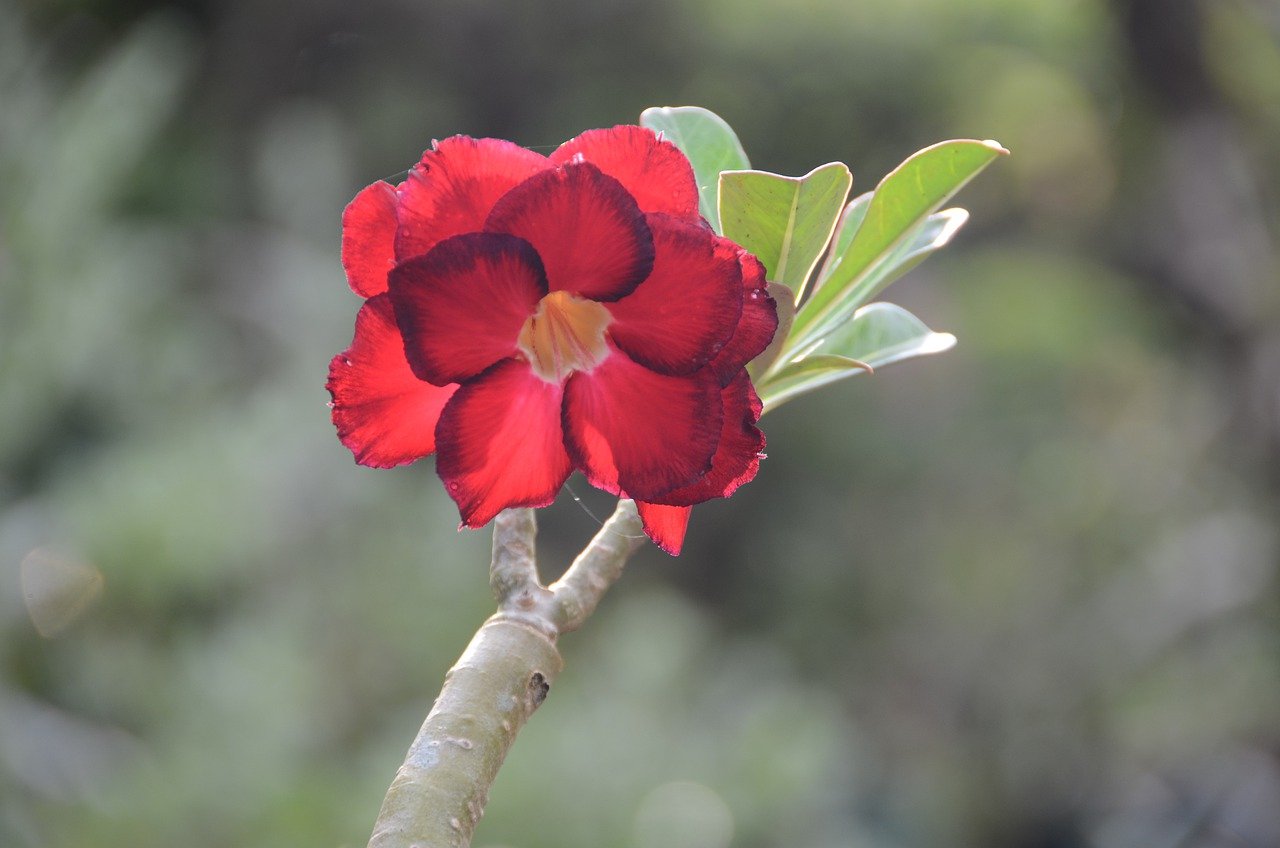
981 139 1010 156
923 332 958 355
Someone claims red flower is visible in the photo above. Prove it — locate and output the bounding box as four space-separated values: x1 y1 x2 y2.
328 126 777 554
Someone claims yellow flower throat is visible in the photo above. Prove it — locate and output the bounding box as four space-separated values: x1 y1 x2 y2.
517 290 612 382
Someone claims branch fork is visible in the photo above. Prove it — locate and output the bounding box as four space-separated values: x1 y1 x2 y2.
367 500 645 848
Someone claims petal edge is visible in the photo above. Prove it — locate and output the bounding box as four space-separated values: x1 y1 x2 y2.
395 136 550 261
551 125 700 220
342 181 399 298
635 502 692 555
327 295 457 467
435 359 573 527
607 214 741 376
485 163 654 302
563 349 721 501
390 233 547 385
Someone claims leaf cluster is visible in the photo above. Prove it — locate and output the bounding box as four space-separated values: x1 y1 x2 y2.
641 107 1006 413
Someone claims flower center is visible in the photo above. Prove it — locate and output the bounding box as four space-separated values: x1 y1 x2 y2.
517 290 612 382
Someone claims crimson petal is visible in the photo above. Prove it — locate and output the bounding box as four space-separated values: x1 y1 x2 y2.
607 214 742 376
342 181 398 297
390 233 546 386
550 126 700 220
485 163 653 302
563 347 720 501
395 136 549 262
634 502 692 556
642 371 765 505
709 247 779 386
435 359 573 528
327 294 457 468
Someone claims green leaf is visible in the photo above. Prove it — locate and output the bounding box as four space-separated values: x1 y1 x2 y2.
761 207 966 382
640 106 750 232
818 301 956 366
819 206 970 317
719 162 852 297
758 302 955 413
756 355 872 414
791 139 1006 349
746 282 796 382
812 191 872 291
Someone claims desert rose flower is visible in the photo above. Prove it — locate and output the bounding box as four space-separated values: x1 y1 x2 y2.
328 126 777 554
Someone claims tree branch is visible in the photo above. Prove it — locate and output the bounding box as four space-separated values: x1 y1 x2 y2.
488 507 558 635
548 499 645 633
365 499 646 848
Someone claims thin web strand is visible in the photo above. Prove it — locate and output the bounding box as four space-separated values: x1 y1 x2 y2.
564 481 647 540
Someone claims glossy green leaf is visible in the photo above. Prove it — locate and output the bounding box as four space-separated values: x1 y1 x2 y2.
818 301 956 365
762 208 966 382
812 190 872 291
758 302 955 413
791 139 1006 349
819 206 969 323
746 282 796 382
756 355 871 414
640 106 750 232
719 162 852 297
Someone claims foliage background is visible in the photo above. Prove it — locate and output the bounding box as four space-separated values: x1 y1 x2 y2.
3 0 1279 846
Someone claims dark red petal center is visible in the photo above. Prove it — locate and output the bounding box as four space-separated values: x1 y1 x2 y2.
484 162 654 302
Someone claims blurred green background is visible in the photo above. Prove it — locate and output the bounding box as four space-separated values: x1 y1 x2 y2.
3 0 1279 846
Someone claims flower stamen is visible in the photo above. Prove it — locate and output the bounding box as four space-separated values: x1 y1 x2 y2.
517 290 612 382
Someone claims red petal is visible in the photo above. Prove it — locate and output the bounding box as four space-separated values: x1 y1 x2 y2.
485 162 653 302
606 214 742 376
342 181 398 297
635 502 692 556
435 359 573 527
643 371 765 505
389 233 546 385
395 136 549 261
710 248 778 386
551 126 700 220
563 348 721 501
327 295 457 468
